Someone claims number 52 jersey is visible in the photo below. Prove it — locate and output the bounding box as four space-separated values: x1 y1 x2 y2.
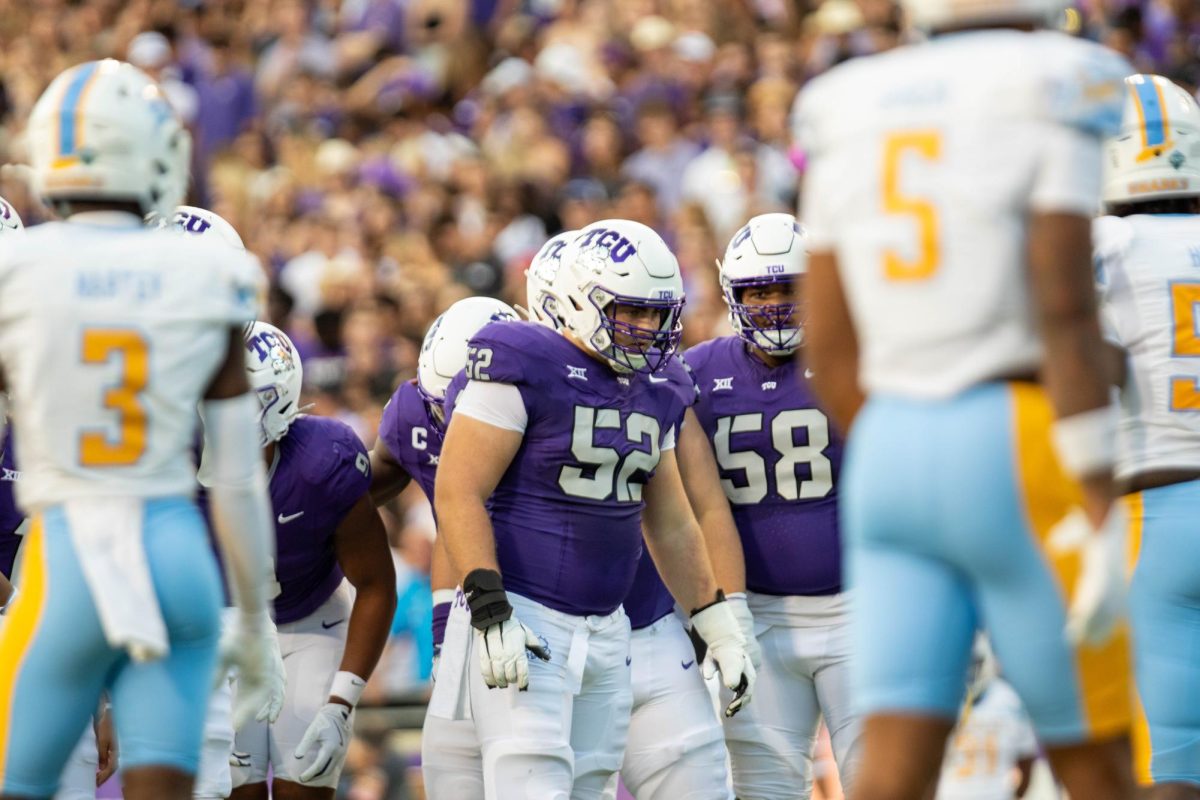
0 216 262 512
685 336 842 596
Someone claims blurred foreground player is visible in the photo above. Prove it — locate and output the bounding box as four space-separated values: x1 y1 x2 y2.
1095 74 1200 798
796 2 1135 797
0 59 275 800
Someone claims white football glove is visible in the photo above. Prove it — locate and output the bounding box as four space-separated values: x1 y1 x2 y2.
476 614 550 690
295 702 353 783
218 609 287 730
1049 504 1129 646
725 593 762 669
691 596 756 717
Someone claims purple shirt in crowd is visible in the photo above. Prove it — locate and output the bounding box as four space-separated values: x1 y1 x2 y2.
447 320 692 618
269 414 371 624
685 336 843 597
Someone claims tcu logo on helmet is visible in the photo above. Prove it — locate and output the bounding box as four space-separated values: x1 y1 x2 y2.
173 211 211 236
246 330 295 374
576 227 638 264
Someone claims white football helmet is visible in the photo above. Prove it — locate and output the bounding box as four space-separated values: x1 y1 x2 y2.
171 206 245 249
719 213 806 357
555 220 685 374
1103 74 1200 209
418 297 518 426
525 230 577 329
28 60 191 219
244 321 303 446
0 197 23 234
900 0 1067 29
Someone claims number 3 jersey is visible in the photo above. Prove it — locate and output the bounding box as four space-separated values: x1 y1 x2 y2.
685 336 842 596
450 320 693 618
1095 214 1200 482
794 30 1129 400
0 215 262 512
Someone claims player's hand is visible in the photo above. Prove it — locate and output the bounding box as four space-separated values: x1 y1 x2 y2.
94 704 118 786
294 701 353 783
1049 503 1129 646
218 609 287 729
691 592 756 717
725 593 762 669
476 614 550 690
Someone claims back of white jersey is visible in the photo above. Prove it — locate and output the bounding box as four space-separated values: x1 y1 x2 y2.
796 30 1129 398
936 680 1038 800
0 215 261 511
1095 214 1200 480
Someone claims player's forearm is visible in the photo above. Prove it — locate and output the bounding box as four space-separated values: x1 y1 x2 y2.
806 251 863 433
436 493 501 577
430 535 458 592
678 411 746 592
696 507 745 593
368 445 412 506
643 520 720 611
337 580 396 693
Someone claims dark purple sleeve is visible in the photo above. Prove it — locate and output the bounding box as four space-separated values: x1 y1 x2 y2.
311 418 372 520
376 384 408 462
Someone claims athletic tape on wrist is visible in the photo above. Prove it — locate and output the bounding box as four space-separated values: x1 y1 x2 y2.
330 670 367 708
1052 405 1118 478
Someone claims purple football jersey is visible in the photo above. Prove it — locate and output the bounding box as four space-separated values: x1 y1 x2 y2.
270 415 371 623
0 429 24 578
377 379 443 503
685 337 843 596
449 320 692 617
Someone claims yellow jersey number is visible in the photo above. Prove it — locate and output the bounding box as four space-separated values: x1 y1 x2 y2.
1171 282 1200 410
883 131 941 282
79 328 149 467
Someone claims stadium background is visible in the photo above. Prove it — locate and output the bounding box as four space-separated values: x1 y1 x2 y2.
0 0 1193 796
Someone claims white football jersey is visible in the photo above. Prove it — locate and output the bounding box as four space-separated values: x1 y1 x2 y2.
795 30 1129 399
1095 214 1200 480
936 680 1038 800
0 213 262 511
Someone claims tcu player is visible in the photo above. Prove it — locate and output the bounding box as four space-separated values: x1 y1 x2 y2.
1095 75 1200 797
0 60 276 800
369 295 517 800
797 2 1136 797
528 232 750 800
227 322 396 797
435 219 756 799
685 213 860 797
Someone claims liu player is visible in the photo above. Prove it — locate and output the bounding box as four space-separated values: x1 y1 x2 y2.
369 295 517 800
685 212 861 797
225 321 396 797
1095 74 1200 798
0 60 276 800
435 219 756 799
796 3 1135 797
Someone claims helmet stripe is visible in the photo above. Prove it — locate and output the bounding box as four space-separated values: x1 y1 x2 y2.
55 62 100 160
1130 75 1172 162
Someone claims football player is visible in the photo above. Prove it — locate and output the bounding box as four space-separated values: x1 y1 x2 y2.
221 321 396 797
685 213 860 797
796 2 1135 797
435 219 755 799
370 295 518 800
1095 75 1200 798
0 60 275 800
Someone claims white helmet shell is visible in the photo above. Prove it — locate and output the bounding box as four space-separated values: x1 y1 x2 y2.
719 213 806 357
1103 74 1200 209
418 296 518 414
244 322 303 446
28 60 191 219
172 206 245 249
0 197 23 234
900 0 1068 29
555 220 685 374
526 230 576 329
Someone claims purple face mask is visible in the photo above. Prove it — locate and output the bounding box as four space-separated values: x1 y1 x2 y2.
589 289 685 374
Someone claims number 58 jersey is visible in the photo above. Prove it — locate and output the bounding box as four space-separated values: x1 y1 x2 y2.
0 216 262 512
794 30 1129 400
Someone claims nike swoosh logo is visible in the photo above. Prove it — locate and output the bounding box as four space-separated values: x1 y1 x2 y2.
321 618 345 629
647 375 669 384
681 660 694 670
277 511 304 524
625 656 632 666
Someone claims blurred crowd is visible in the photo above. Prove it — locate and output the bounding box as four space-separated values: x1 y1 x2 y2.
0 0 1195 795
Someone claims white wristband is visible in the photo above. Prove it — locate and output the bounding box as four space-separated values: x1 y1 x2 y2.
431 588 457 606
1052 405 1118 478
330 670 366 708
